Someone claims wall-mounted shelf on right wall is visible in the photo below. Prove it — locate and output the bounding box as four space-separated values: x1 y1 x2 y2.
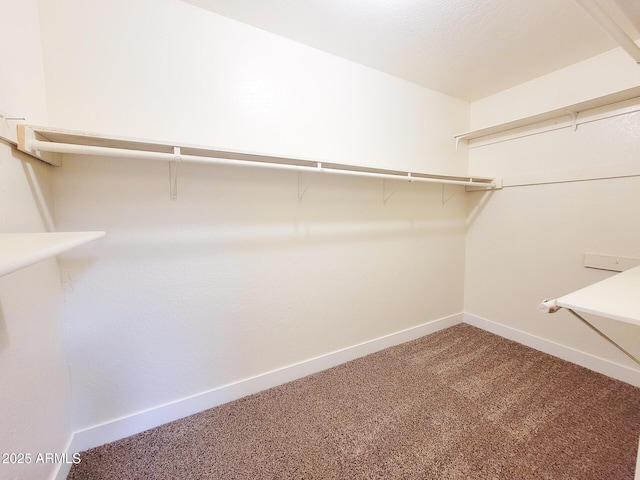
0 231 106 278
455 86 640 146
539 265 640 367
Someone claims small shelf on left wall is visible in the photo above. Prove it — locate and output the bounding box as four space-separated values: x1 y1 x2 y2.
0 231 106 278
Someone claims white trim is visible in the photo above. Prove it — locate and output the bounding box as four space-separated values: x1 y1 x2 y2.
52 434 75 480
463 313 640 387
68 313 463 453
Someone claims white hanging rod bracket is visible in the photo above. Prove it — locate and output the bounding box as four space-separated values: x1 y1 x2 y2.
15 124 498 190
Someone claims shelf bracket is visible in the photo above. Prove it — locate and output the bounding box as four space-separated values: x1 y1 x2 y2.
383 174 414 204
441 184 458 205
297 172 309 200
564 110 578 131
566 308 640 367
454 135 463 152
382 179 397 204
169 146 181 201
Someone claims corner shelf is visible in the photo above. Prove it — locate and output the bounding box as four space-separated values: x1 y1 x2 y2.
0 231 106 278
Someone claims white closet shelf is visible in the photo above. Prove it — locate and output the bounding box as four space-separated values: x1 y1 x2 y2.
15 124 498 189
539 265 640 366
540 265 640 326
455 85 640 144
0 231 106 278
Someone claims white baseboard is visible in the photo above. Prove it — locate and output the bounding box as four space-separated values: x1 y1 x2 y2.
67 313 464 455
464 313 640 387
52 434 74 480
54 463 72 480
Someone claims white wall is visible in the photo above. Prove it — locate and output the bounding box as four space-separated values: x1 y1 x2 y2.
4 0 638 471
37 0 470 434
0 1 73 479
465 48 640 370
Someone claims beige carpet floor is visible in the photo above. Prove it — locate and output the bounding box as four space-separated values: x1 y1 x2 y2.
68 324 640 479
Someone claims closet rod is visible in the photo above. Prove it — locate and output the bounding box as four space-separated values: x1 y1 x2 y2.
29 139 497 188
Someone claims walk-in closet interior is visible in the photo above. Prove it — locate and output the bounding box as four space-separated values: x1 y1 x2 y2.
2 0 640 478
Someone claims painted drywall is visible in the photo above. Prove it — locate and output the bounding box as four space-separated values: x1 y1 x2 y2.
0 2 48 126
0 1 73 479
37 0 470 433
465 54 640 370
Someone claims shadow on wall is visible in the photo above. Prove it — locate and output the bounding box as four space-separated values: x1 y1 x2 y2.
19 152 56 232
53 154 468 223
465 188 496 230
72 217 467 262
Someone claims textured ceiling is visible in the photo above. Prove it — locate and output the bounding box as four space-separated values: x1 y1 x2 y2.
183 0 640 101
